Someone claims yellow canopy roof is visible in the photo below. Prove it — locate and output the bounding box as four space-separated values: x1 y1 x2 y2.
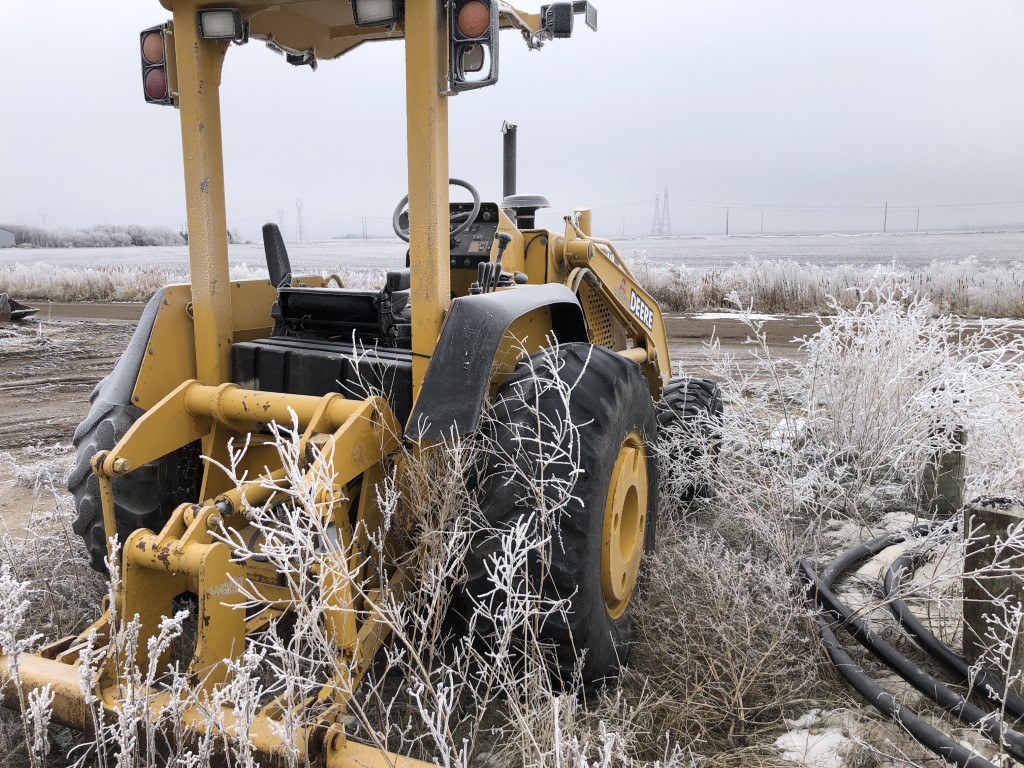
157 1 543 61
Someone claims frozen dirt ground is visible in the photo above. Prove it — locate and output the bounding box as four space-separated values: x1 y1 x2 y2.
0 302 817 534
0 311 134 535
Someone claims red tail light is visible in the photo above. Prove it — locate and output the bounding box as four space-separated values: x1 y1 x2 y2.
144 68 168 101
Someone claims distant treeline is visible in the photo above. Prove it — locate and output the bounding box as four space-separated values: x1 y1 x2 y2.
1 223 185 248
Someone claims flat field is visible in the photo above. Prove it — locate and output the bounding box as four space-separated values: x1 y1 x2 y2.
3 230 1022 272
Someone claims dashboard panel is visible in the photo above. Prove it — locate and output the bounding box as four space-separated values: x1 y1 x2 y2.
449 202 500 269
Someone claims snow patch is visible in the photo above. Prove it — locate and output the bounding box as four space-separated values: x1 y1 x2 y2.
691 311 779 322
768 416 808 453
854 541 912 584
776 709 857 768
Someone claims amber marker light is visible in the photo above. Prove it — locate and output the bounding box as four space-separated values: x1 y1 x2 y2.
457 1 490 38
142 31 164 65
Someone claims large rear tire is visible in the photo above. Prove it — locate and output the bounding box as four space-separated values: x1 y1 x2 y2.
67 289 202 573
466 343 658 686
69 399 200 573
657 377 723 503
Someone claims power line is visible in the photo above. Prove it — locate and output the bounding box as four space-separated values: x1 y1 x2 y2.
592 196 1024 214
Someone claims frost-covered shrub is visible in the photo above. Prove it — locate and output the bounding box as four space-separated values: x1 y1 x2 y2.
0 263 381 302
801 282 1024 503
693 274 1024 533
630 251 1024 318
0 224 185 248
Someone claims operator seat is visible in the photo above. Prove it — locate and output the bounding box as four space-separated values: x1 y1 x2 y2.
230 224 415 424
261 222 412 347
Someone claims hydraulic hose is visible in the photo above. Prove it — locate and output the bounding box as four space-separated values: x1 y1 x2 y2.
803 558 1024 762
803 524 1024 766
884 551 1024 720
801 580 997 768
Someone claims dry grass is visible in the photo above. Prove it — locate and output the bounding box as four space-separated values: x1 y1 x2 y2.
627 524 820 749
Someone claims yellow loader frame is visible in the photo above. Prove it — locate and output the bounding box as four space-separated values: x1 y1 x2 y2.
0 2 672 765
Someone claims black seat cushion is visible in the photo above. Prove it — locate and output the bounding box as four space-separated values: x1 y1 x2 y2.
277 288 380 334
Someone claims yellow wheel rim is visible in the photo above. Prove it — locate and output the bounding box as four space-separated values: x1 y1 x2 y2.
601 432 648 620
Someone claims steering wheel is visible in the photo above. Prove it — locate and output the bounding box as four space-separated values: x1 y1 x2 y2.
393 178 481 243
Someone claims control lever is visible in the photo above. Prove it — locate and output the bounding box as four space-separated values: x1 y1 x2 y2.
494 231 513 259
491 232 513 292
470 262 486 295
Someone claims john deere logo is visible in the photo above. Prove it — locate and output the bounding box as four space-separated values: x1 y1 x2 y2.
629 290 654 330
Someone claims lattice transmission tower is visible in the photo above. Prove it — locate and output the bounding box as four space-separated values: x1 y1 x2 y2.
295 198 305 243
660 185 672 236
650 194 662 236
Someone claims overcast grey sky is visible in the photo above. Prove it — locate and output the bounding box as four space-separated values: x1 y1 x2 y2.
2 1 1024 239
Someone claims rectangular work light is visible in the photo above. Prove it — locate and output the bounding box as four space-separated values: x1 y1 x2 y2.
539 2 598 39
352 0 400 27
197 8 245 41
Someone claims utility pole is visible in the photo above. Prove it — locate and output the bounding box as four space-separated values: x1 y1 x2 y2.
916 207 920 233
760 211 764 236
726 207 730 236
883 201 888 234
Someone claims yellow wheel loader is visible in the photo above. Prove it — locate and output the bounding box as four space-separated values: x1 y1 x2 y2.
2 1 720 764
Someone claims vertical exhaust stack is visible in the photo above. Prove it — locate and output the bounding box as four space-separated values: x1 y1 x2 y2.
502 121 517 199
500 121 550 229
